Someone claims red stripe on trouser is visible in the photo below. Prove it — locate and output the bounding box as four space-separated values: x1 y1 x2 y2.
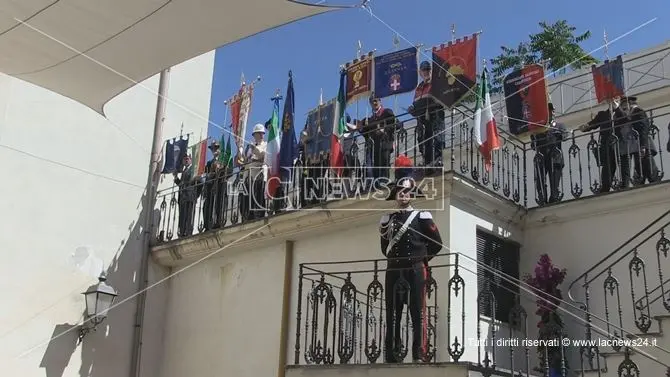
421 263 428 359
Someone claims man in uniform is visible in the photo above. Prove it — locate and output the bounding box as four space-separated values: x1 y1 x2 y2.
173 154 196 237
408 61 445 172
202 140 221 230
379 174 442 363
358 94 397 185
530 103 567 204
243 123 267 220
617 96 659 185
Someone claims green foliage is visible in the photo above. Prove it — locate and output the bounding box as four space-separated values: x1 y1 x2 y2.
489 20 599 93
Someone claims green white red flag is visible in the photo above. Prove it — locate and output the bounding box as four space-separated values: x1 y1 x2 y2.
330 71 347 176
190 139 208 176
265 99 281 198
473 68 501 171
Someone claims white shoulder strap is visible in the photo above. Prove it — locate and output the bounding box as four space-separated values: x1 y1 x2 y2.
385 210 419 255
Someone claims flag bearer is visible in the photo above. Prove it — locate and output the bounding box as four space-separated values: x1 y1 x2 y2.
408 61 445 171
173 154 196 237
530 103 567 204
379 176 442 363
243 123 267 220
358 94 397 185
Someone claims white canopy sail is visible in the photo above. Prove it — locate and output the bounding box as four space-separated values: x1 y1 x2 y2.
0 0 349 115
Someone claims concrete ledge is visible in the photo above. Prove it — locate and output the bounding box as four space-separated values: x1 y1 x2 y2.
151 173 461 267
285 362 542 377
285 362 469 377
524 181 670 228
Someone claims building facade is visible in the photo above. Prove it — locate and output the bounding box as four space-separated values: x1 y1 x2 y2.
0 51 215 376
2 40 670 377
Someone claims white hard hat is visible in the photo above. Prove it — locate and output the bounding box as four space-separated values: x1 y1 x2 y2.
252 123 266 134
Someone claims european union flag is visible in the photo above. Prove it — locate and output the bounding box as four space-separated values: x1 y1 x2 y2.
373 47 418 98
279 71 298 182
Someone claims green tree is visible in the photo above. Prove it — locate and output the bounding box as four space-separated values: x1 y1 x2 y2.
489 20 599 93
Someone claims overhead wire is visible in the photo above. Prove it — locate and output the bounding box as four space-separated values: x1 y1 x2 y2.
0 143 144 189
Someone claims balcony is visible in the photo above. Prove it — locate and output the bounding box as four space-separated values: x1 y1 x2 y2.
286 253 590 377
151 98 670 247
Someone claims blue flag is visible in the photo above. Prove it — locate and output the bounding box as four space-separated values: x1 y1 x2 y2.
161 136 189 174
373 47 418 98
279 71 298 182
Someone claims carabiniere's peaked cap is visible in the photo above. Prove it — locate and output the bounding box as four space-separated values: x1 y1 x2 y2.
386 177 425 201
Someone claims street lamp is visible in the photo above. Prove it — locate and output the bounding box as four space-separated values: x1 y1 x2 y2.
78 273 118 343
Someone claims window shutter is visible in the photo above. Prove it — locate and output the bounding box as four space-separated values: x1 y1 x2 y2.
476 229 520 323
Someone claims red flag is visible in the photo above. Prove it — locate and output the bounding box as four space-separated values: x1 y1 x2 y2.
592 56 625 103
503 64 549 135
431 34 478 108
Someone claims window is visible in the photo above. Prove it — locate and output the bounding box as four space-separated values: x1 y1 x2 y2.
476 229 520 323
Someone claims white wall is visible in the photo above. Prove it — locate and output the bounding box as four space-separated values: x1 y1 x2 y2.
522 183 670 372
0 51 214 376
448 197 525 370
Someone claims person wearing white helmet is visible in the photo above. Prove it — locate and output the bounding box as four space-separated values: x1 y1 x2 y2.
240 123 267 220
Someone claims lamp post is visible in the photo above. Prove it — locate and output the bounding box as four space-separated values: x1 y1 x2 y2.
78 273 118 343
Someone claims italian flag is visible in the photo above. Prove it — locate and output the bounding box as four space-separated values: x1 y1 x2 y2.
473 68 501 171
330 71 346 177
265 100 281 198
190 139 208 176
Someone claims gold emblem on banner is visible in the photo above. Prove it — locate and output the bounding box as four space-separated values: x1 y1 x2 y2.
353 69 363 88
283 113 291 132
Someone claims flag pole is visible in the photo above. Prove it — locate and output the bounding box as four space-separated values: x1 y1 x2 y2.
392 33 400 115
356 40 362 123
131 68 170 377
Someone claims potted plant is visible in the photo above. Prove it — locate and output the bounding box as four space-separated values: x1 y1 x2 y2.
523 254 568 376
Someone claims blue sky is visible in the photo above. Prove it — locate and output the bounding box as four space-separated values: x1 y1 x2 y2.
206 0 668 148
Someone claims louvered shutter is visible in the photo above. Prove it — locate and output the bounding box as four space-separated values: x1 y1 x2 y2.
476 229 520 323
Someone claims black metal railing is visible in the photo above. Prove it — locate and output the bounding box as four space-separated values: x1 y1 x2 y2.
294 251 670 376
567 210 670 374
152 103 670 244
292 254 604 377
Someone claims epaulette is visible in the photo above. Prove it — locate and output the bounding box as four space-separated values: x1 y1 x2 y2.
380 214 390 224
419 211 433 219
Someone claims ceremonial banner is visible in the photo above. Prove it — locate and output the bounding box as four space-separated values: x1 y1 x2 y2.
345 55 373 103
373 47 418 98
279 71 298 182
503 64 550 135
229 83 254 151
161 136 189 174
305 99 335 162
592 56 625 103
431 34 478 108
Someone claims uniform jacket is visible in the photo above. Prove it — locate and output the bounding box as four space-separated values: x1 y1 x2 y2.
531 122 568 166
174 164 197 202
584 107 656 157
379 209 442 264
410 80 444 123
361 108 397 152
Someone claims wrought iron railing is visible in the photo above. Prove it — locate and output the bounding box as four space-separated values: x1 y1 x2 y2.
294 249 670 376
152 104 670 244
293 253 668 376
567 210 670 375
